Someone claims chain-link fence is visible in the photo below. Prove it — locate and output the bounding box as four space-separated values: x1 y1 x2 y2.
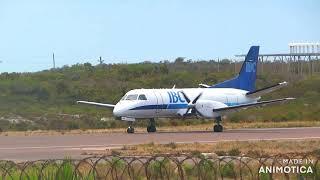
0 152 319 180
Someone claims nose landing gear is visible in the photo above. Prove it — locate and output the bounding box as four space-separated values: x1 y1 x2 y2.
213 116 223 132
127 121 135 133
147 118 157 133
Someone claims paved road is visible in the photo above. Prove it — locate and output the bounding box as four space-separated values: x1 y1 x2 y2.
0 127 319 161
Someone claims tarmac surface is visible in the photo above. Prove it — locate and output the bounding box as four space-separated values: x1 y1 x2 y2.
0 127 320 161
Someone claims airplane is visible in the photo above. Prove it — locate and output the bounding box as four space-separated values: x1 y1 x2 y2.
77 46 294 133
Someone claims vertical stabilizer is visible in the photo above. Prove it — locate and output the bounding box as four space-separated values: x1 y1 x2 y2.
210 46 259 91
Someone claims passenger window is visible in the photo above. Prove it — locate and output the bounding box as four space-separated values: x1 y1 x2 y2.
125 94 138 100
138 94 147 100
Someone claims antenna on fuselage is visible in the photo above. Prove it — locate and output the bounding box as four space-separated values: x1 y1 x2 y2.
172 84 176 89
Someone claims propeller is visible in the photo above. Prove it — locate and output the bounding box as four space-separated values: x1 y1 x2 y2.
180 91 204 117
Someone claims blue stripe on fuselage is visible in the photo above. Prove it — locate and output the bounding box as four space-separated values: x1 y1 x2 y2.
225 102 240 106
129 103 240 110
130 104 188 110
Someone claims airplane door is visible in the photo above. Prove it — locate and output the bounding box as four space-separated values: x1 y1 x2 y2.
153 90 164 115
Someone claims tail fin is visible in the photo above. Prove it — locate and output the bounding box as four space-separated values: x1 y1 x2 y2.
210 46 259 91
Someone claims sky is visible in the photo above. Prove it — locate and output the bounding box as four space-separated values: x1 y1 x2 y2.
0 0 319 72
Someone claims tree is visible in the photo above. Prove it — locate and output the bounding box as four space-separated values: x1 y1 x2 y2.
174 57 185 63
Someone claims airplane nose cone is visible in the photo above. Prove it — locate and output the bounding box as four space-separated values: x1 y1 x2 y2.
113 105 122 117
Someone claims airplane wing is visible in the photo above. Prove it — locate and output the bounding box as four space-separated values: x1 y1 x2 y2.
213 97 295 114
246 81 288 98
77 101 115 108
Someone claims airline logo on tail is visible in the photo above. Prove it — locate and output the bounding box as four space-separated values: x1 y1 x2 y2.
245 62 256 73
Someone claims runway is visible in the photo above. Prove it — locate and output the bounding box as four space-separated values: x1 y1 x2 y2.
0 127 320 161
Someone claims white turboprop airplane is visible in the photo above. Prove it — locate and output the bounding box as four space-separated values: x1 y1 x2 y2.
77 46 294 133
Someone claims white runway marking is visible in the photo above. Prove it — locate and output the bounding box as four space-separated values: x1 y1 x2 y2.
0 144 123 150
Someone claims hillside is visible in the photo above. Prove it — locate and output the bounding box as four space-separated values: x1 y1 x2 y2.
0 60 319 131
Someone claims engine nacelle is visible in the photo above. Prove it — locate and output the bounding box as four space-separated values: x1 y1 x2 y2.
195 100 228 118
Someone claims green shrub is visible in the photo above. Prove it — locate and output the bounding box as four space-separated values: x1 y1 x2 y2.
228 148 241 156
164 142 177 149
215 150 227 156
220 163 236 178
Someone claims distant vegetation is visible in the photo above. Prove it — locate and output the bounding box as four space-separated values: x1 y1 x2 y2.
0 59 319 131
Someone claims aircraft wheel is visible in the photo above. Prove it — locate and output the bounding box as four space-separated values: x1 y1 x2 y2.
213 125 218 132
147 125 156 133
147 118 157 133
213 125 223 132
127 126 134 133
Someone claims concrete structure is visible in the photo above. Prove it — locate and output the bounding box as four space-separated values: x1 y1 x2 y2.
289 42 320 54
235 43 320 75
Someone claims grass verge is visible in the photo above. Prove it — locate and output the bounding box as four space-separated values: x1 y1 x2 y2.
84 139 320 156
1 120 319 136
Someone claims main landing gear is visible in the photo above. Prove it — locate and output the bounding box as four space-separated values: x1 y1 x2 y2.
127 121 135 133
147 118 157 133
126 118 157 133
213 116 223 132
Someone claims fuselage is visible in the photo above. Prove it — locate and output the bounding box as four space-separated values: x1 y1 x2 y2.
113 88 258 119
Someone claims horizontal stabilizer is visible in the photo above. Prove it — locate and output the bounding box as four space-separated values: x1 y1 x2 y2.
77 101 115 108
199 84 210 88
246 81 288 98
213 97 295 114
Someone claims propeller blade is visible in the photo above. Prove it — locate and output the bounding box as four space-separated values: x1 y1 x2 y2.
180 91 190 103
192 92 203 104
180 91 203 117
195 109 204 117
182 107 191 118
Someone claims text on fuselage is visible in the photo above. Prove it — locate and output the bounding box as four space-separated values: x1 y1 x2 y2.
167 91 185 103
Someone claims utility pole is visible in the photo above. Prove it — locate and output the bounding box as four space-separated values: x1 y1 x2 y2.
52 53 56 69
217 58 220 72
261 56 264 74
98 56 104 64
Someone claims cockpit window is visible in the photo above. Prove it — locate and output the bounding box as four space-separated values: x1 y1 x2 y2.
138 94 147 100
125 94 138 100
